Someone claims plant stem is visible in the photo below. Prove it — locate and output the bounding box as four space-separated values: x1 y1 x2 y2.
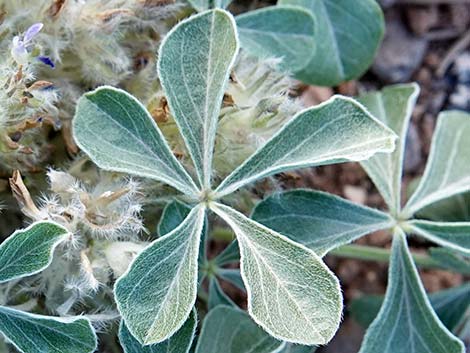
330 244 442 269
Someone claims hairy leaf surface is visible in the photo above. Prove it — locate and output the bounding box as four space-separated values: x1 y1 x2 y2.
119 310 197 353
279 0 384 86
252 189 393 256
236 6 315 72
215 96 396 197
187 0 232 11
216 268 245 291
358 229 464 353
0 221 68 283
73 87 198 196
208 277 236 309
417 192 470 222
406 220 470 255
158 9 238 188
351 283 470 332
429 247 470 275
358 84 419 214
404 111 470 216
0 307 96 353
211 203 343 345
115 206 205 345
195 306 284 353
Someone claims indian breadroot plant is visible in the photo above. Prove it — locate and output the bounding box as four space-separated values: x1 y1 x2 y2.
72 7 396 351
0 1 468 353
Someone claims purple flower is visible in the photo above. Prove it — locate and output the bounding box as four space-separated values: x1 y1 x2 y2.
11 23 44 65
38 56 55 69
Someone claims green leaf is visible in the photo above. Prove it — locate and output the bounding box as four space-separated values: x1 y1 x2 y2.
194 306 284 353
158 201 208 265
211 203 343 345
115 205 205 345
251 189 393 256
0 306 97 353
214 240 239 266
429 247 470 275
0 221 68 283
215 96 396 197
358 84 420 214
358 229 464 353
417 192 470 222
158 200 191 236
279 344 316 353
403 111 470 217
236 6 315 72
187 0 232 11
73 86 198 196
208 277 236 310
158 9 238 188
119 309 197 353
278 0 384 86
351 283 470 332
405 220 470 255
216 268 245 291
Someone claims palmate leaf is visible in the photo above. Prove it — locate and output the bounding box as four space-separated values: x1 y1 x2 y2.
351 283 470 332
0 221 68 283
279 0 384 86
405 220 470 255
158 9 238 189
119 309 197 353
215 96 396 197
211 203 342 345
0 307 97 353
417 192 470 222
115 205 206 345
73 87 198 196
251 189 393 256
358 229 464 353
195 306 284 353
236 6 315 72
216 268 245 291
358 84 420 214
403 111 470 217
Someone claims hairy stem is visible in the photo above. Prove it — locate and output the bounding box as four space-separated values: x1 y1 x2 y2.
330 244 442 269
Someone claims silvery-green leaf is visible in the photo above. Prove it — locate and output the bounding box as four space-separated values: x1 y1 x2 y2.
351 283 470 332
358 84 420 214
236 6 315 72
115 205 205 345
0 306 97 353
251 189 393 256
405 220 470 255
187 0 232 11
216 268 245 291
214 240 239 266
429 247 470 275
210 203 343 345
278 0 384 86
279 344 315 353
358 229 464 353
158 9 238 188
73 87 198 196
195 306 285 353
0 221 68 283
417 192 470 222
215 96 396 197
159 201 207 264
119 309 197 353
158 200 191 236
208 277 236 309
403 111 470 217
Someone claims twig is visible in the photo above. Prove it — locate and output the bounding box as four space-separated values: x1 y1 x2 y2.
437 30 470 77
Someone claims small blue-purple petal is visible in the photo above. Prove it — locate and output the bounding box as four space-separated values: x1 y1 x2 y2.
24 23 44 42
38 56 55 68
